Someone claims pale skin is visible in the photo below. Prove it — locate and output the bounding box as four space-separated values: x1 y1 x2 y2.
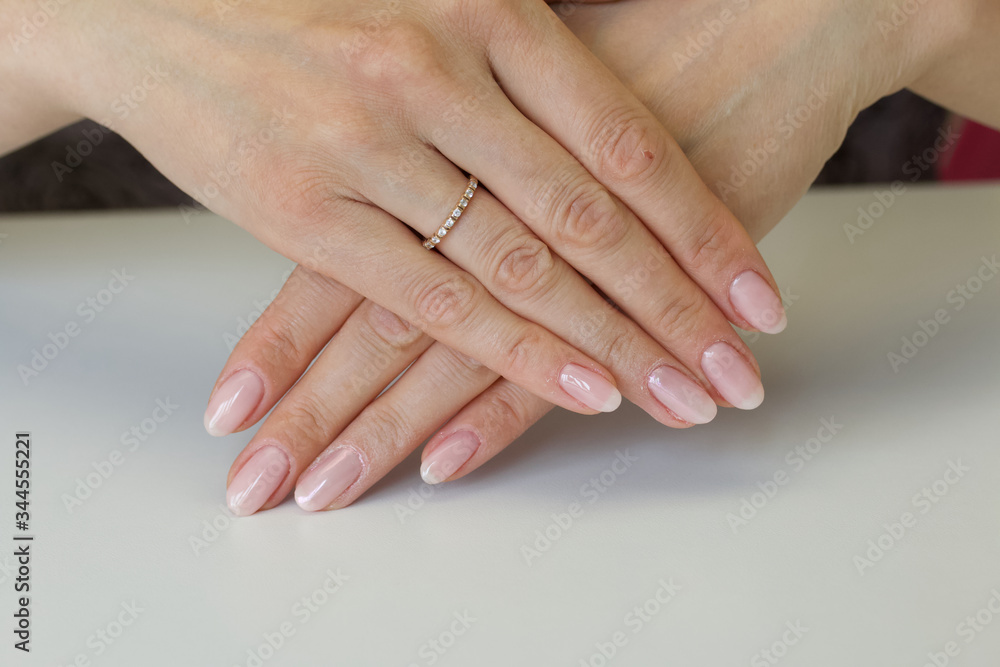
0 0 791 429
211 0 1000 514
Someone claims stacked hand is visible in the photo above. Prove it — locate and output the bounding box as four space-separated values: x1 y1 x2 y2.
206 0 999 515
3 0 994 515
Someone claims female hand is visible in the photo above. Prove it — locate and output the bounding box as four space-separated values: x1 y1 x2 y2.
211 0 999 514
12 0 786 421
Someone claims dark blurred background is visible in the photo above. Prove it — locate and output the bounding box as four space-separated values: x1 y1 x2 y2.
0 91 996 212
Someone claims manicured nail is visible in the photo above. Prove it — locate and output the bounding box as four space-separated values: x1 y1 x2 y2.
701 342 764 410
204 369 264 436
294 446 364 512
421 431 480 485
730 271 787 334
559 363 622 412
227 446 289 517
647 366 718 424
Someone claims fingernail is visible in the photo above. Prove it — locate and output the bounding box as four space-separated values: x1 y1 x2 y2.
730 271 787 334
701 342 764 410
294 446 364 512
559 363 622 413
421 431 480 485
227 446 289 517
204 369 265 436
647 366 717 424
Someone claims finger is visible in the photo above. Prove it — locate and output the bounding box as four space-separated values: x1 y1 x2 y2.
293 342 498 511
419 88 762 410
203 266 363 436
254 199 622 416
487 2 787 334
421 378 554 485
225 299 432 516
370 151 718 426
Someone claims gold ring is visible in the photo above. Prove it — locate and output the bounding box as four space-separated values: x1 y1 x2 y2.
422 176 478 250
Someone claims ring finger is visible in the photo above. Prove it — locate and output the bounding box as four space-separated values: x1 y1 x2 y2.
370 149 725 425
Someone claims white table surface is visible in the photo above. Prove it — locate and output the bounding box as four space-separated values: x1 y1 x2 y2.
1 184 999 666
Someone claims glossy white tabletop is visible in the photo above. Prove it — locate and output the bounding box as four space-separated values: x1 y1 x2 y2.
1 184 999 666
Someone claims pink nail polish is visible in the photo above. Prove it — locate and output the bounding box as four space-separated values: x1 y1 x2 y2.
227 446 289 517
421 431 480 484
294 446 363 512
730 271 787 334
559 363 622 413
204 369 264 436
647 366 717 424
701 342 764 410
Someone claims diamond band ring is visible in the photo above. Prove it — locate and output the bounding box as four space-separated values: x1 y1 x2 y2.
422 176 478 250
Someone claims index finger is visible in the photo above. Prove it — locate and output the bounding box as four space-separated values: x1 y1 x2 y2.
485 2 786 334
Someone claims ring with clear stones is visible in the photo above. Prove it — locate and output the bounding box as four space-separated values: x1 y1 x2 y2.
422 176 478 250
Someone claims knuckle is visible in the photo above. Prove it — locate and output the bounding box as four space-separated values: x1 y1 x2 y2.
250 310 308 372
364 402 415 456
362 303 423 351
481 389 530 435
409 271 479 329
438 345 485 376
588 112 664 183
567 305 612 344
490 234 556 299
651 292 707 342
679 205 736 273
256 152 344 228
346 22 447 92
554 182 629 250
279 396 333 453
591 325 635 369
500 328 544 379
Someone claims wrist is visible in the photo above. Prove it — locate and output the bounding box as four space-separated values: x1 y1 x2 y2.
906 0 1000 127
0 0 86 152
857 0 975 94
